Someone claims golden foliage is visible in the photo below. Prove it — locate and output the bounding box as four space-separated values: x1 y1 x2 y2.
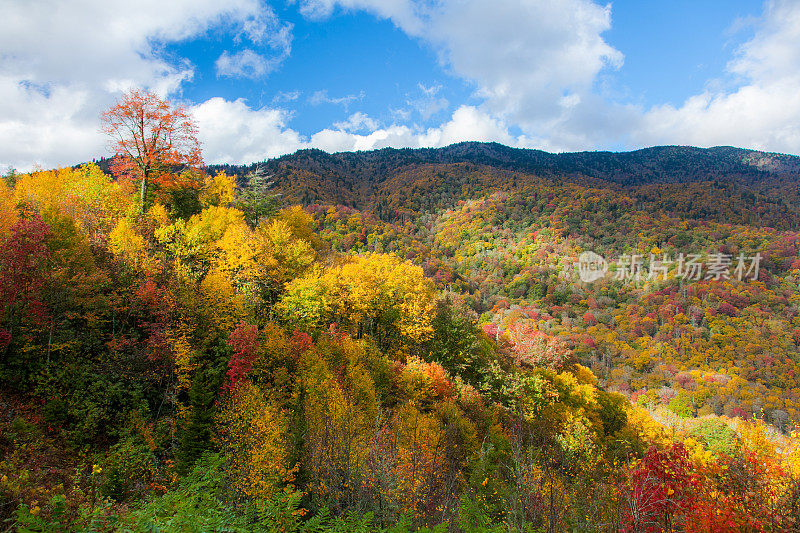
200 172 236 208
109 218 150 271
0 180 18 239
14 165 130 240
278 253 436 345
216 383 291 500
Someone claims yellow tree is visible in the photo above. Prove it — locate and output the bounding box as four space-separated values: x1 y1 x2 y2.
301 336 378 512
216 382 292 500
200 171 236 208
0 179 18 239
278 253 436 348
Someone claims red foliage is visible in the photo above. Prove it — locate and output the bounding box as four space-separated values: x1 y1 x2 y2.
326 322 347 343
494 299 510 310
675 372 693 388
426 362 455 400
687 451 791 532
621 442 696 533
101 89 202 205
0 215 52 347
0 329 10 351
291 328 315 353
224 322 260 392
507 322 574 370
133 277 175 362
523 307 540 320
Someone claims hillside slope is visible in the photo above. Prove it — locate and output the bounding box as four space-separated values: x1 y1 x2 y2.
205 143 800 227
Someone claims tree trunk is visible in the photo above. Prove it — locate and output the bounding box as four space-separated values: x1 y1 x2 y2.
140 172 147 210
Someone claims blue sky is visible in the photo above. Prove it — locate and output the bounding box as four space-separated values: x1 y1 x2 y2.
169 7 476 135
2 0 799 170
170 0 761 134
605 1 760 106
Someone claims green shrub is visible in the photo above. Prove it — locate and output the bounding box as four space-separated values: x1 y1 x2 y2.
667 392 694 419
690 418 739 456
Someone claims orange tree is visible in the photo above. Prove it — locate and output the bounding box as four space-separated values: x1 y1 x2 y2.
101 89 202 209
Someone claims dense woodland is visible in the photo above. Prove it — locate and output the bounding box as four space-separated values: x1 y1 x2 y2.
4 93 800 531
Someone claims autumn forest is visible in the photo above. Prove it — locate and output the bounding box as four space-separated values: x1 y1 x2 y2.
4 90 800 532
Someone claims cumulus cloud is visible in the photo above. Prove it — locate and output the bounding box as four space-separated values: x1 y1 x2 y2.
195 0 800 163
422 0 622 129
0 0 622 168
297 0 800 155
333 112 381 133
0 0 292 170
417 105 516 147
299 0 623 150
0 84 105 173
634 0 800 153
7 0 800 172
310 125 416 153
192 97 305 164
309 105 520 153
190 98 521 162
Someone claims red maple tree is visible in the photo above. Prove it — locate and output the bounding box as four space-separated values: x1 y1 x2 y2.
0 215 52 353
101 89 202 208
223 322 261 392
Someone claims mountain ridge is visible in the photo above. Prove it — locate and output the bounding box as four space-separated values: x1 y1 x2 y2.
208 142 800 185
200 142 800 222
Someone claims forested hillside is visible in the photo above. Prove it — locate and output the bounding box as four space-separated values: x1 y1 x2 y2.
4 95 800 531
204 142 800 228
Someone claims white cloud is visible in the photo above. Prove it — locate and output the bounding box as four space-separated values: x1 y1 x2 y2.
298 0 428 34
216 49 276 79
407 83 449 120
239 6 294 51
728 1 800 84
0 83 103 173
309 105 520 153
272 90 302 104
191 98 523 162
308 90 365 109
8 0 800 172
634 0 800 153
218 7 293 79
192 97 306 164
0 0 292 171
417 105 516 147
299 0 622 150
192 0 800 168
423 0 622 128
297 0 800 155
333 112 380 133
390 108 413 122
310 125 417 152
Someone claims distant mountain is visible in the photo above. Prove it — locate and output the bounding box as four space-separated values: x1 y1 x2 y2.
204 142 800 223
209 142 800 186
